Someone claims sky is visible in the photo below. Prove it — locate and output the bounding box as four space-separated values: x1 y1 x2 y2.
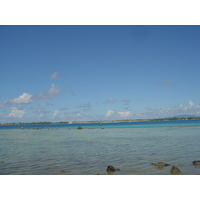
0 25 200 123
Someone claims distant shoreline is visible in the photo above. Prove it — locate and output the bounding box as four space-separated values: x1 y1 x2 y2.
1 117 200 125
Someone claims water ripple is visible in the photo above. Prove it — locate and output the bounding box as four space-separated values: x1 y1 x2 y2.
1 127 200 175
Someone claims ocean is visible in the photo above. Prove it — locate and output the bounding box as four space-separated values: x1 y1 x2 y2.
0 119 200 175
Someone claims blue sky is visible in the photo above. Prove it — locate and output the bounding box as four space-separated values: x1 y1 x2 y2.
0 25 200 123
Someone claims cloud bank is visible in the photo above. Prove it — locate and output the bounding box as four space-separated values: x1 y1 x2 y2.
135 100 200 119
0 83 61 108
105 110 132 118
104 100 199 120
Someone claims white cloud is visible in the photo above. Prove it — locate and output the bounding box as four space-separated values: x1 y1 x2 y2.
185 100 195 111
50 72 58 79
105 110 132 118
9 107 25 118
32 83 61 100
0 93 33 107
189 100 194 107
105 110 115 117
53 110 59 118
0 83 61 108
118 111 132 117
12 93 33 104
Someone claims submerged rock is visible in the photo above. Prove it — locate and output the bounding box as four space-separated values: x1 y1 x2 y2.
151 162 170 167
59 170 66 173
107 165 120 172
193 160 200 165
170 166 181 174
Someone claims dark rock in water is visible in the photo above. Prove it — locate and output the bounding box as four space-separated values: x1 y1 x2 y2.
151 162 170 167
193 160 200 165
170 166 181 174
60 170 66 173
107 165 120 172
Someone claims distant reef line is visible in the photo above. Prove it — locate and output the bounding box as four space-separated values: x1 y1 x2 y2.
1 117 200 125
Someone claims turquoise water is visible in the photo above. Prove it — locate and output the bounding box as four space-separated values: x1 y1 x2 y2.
0 120 200 175
1 119 200 129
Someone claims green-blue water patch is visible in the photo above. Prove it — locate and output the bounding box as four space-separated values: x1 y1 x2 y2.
1 119 200 129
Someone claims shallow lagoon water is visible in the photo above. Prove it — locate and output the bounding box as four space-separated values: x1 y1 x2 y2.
0 121 200 175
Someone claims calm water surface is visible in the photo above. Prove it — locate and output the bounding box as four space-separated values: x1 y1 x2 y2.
0 123 200 175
